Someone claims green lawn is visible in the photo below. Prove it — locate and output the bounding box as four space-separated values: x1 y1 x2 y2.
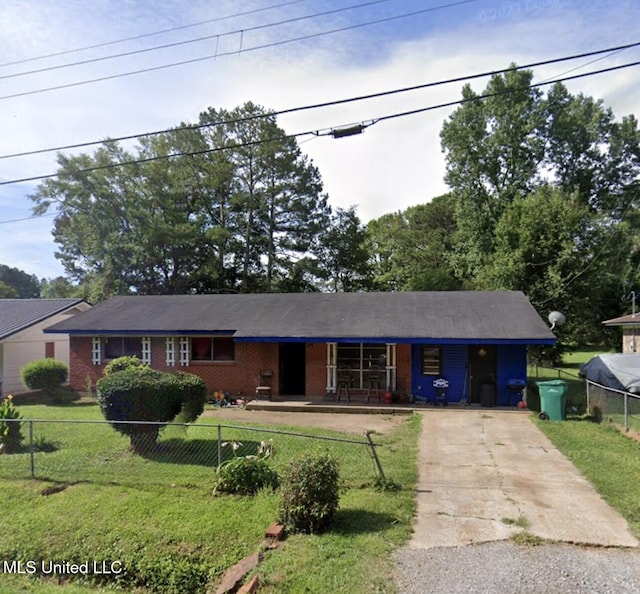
536 418 640 538
0 401 420 593
532 347 640 539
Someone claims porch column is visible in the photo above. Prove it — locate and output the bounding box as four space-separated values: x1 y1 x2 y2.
326 342 337 393
386 343 397 391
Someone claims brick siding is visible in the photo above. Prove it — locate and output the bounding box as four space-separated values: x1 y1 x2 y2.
69 337 415 399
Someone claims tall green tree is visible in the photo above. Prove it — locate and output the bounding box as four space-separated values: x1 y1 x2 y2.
314 207 372 292
367 194 461 291
31 103 331 298
0 264 40 298
440 68 640 280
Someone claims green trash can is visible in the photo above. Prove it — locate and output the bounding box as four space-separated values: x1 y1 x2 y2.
536 380 568 421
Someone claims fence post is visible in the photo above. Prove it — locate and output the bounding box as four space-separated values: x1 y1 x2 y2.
29 420 35 479
586 381 590 412
364 431 386 484
217 425 222 469
624 394 629 432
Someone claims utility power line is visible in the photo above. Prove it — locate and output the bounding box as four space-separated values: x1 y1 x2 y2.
0 0 396 82
0 0 315 69
0 0 479 101
1 58 638 190
1 40 638 161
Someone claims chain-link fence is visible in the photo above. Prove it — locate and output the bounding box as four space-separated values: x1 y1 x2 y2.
586 380 640 433
0 418 385 487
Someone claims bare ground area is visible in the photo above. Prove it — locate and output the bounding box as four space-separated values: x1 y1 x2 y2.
201 406 409 435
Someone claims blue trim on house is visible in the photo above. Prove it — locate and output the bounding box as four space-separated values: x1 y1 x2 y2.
45 329 237 336
233 336 556 345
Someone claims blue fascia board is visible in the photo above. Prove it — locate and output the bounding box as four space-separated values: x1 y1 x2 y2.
45 329 237 336
234 336 556 345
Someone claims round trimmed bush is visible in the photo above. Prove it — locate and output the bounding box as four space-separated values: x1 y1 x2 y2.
171 372 207 423
103 356 149 376
97 368 183 454
279 451 340 533
21 359 68 395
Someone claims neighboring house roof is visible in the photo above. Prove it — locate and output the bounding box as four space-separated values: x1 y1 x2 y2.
602 313 640 326
45 291 555 344
0 298 87 341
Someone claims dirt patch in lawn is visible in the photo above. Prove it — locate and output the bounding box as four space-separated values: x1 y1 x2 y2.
201 407 408 436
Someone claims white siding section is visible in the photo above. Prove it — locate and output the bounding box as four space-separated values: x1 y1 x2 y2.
0 303 91 395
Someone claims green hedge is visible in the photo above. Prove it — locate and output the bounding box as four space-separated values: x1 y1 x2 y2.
20 359 68 394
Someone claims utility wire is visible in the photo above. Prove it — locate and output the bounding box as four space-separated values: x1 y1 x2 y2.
0 0 395 81
0 0 314 69
0 0 480 101
1 58 638 189
2 40 638 161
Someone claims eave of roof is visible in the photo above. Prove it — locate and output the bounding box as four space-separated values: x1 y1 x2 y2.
602 313 640 326
44 292 555 343
0 298 87 341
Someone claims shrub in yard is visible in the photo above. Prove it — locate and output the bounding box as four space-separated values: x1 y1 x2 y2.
20 358 68 396
213 457 280 495
171 372 207 423
0 395 23 453
97 368 183 454
279 451 340 533
103 355 149 376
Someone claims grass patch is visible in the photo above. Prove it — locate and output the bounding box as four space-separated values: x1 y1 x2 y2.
0 403 421 593
536 418 640 538
501 515 529 529
510 532 546 546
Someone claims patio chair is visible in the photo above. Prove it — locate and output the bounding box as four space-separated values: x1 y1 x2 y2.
366 367 384 402
336 366 352 402
255 369 273 399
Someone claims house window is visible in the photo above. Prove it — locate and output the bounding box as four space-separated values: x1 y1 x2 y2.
45 342 55 358
336 343 386 390
104 337 143 360
191 337 235 361
421 346 442 376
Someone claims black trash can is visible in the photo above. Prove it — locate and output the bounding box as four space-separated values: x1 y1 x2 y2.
480 383 496 407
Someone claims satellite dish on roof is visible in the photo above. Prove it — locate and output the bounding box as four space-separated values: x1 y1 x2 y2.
548 311 566 330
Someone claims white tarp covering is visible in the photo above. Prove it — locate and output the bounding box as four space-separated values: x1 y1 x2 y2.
579 353 640 394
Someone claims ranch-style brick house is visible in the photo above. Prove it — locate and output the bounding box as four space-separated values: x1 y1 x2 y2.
45 291 555 405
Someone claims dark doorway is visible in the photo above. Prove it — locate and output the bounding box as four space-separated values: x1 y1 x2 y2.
279 343 306 396
468 345 497 405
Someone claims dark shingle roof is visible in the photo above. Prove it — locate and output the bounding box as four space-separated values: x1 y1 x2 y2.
0 298 86 340
45 292 555 343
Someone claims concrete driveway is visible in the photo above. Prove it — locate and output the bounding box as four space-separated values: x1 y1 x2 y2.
410 409 638 549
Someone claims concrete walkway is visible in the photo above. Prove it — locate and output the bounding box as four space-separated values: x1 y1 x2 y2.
410 410 639 549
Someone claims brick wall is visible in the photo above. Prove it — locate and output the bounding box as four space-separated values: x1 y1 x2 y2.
69 336 280 397
396 343 411 393
69 337 416 399
305 343 328 397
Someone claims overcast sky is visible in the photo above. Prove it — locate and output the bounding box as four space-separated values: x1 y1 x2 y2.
1 0 639 280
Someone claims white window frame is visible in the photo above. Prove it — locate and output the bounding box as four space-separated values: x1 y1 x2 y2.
165 337 176 367
91 337 102 365
326 342 337 393
179 337 190 366
141 337 151 364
